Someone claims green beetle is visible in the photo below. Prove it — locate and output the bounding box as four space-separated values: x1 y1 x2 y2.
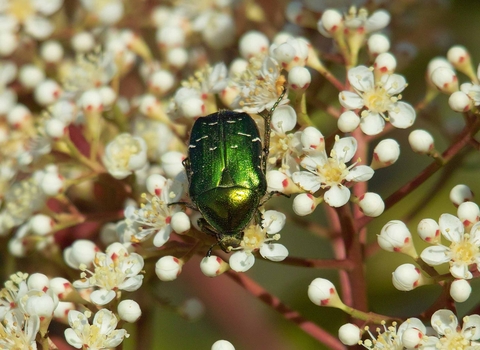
185 94 285 254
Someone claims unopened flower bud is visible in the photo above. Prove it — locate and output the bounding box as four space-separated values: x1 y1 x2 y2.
211 340 235 350
156 26 185 49
427 57 453 80
431 67 458 94
288 66 311 90
19 65 45 89
118 299 142 323
318 9 343 37
392 263 427 291
0 31 18 56
166 47 188 69
45 118 67 139
448 91 472 112
358 192 384 217
308 278 343 307
301 126 324 153
71 32 95 53
239 31 269 59
161 151 185 178
338 111 360 133
7 104 32 129
149 70 175 96
180 97 205 118
266 171 300 195
53 301 75 321
229 58 248 77
34 80 61 106
338 323 361 346
155 256 183 281
41 171 64 196
417 218 440 244
170 212 190 234
374 52 397 75
99 86 116 108
146 174 167 196
450 184 474 206
402 328 424 348
40 40 64 63
63 240 99 269
378 220 417 258
293 193 319 216
457 201 480 227
49 277 74 300
447 45 475 80
80 90 103 112
368 33 390 56
28 273 50 291
200 256 230 277
29 214 54 236
371 138 400 169
408 129 435 155
450 279 471 302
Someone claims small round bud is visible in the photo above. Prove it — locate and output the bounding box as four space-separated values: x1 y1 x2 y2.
318 9 343 36
45 118 67 139
266 171 299 195
417 218 440 243
160 151 185 178
368 33 390 56
49 277 74 299
374 52 397 75
427 57 453 80
288 66 311 90
146 174 167 196
338 323 361 346
238 31 269 59
118 299 142 323
180 97 205 118
28 273 50 291
54 301 75 321
448 91 472 112
63 240 99 269
80 90 103 112
211 340 235 350
0 31 18 56
170 212 190 234
358 192 384 217
200 256 230 277
338 111 360 133
308 278 342 307
378 220 416 256
18 64 45 89
301 126 325 153
7 104 32 129
71 32 95 53
447 45 471 70
457 201 480 227
392 263 422 291
166 47 188 70
41 172 64 196
34 80 61 106
408 129 434 155
179 298 205 321
148 69 175 96
371 138 400 169
155 256 183 281
99 86 117 108
229 58 248 77
450 184 474 206
156 26 185 49
402 328 424 348
431 67 458 94
450 279 471 303
29 214 54 236
293 193 318 216
40 40 64 63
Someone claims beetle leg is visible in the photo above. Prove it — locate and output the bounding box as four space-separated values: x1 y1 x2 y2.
167 201 198 210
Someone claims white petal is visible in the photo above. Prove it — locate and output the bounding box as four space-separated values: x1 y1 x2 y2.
345 165 374 182
332 137 357 163
153 226 172 247
271 105 297 133
259 243 288 262
93 309 117 334
229 251 255 272
24 16 54 40
389 101 416 129
90 289 116 305
365 10 391 33
431 309 458 335
450 262 472 279
118 275 144 292
292 171 321 193
262 210 286 234
339 91 364 109
470 222 480 246
348 66 374 92
324 185 350 207
32 0 63 15
381 73 407 95
439 213 464 242
64 328 83 349
360 112 385 135
420 245 451 265
301 153 327 169
462 314 480 340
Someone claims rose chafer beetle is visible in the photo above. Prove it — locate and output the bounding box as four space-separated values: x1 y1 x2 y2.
184 92 286 254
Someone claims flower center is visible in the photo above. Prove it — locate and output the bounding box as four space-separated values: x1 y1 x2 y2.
317 158 347 186
362 85 393 114
9 0 34 22
111 135 142 168
437 329 470 349
449 233 478 265
241 224 267 252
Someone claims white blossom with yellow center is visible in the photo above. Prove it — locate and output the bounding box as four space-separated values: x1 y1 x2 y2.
0 310 39 350
64 309 128 349
73 242 144 306
421 213 480 279
102 133 148 180
338 65 416 135
292 136 374 208
422 309 480 349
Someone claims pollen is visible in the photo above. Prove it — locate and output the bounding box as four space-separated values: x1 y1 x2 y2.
449 233 478 265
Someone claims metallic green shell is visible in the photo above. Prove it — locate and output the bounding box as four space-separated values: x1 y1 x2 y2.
187 110 266 236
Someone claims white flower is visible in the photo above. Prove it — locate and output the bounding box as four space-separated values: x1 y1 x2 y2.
0 272 29 321
72 243 144 306
420 213 480 279
230 56 288 114
357 318 425 349
103 133 148 180
422 309 480 349
64 309 128 349
0 310 39 350
339 65 416 135
292 136 374 207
